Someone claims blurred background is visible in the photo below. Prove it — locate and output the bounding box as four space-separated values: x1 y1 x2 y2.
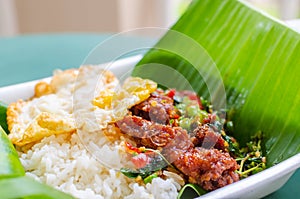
0 0 300 37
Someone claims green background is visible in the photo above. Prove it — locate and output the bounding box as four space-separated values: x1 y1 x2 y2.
0 34 298 198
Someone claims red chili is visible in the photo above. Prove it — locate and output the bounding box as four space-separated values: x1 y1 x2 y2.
172 113 180 119
131 153 150 169
125 142 142 154
166 89 176 99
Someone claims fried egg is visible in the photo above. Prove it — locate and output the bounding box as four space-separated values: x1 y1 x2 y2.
7 65 157 147
7 66 118 146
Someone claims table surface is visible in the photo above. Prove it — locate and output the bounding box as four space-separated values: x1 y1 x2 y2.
0 32 299 198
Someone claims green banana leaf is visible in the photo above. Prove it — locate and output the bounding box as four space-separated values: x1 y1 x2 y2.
0 102 9 134
0 126 75 199
0 176 74 199
133 0 300 166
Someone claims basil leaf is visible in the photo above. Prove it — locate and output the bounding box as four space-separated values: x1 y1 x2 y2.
120 168 141 179
177 183 206 199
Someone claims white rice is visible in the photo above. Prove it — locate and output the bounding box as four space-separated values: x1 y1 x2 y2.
18 132 180 199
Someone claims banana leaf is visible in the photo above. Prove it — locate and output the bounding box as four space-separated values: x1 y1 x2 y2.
0 102 8 134
133 0 300 166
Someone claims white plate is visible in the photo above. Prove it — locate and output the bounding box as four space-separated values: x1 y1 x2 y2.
1 55 299 199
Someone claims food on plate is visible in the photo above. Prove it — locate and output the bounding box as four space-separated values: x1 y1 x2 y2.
116 90 239 191
6 66 266 199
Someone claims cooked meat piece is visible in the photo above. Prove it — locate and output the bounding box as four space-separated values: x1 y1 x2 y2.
191 124 227 151
116 115 193 155
174 147 239 190
117 115 239 190
130 90 179 125
202 113 217 124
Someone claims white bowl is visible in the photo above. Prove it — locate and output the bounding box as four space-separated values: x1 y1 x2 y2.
1 55 299 199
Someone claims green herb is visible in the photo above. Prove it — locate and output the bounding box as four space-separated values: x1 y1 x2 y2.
169 119 175 125
143 172 158 184
186 105 200 117
178 117 191 131
120 168 151 179
221 132 241 156
176 103 186 116
199 110 208 122
176 96 210 133
120 169 159 184
200 97 212 113
177 184 206 199
236 131 266 178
